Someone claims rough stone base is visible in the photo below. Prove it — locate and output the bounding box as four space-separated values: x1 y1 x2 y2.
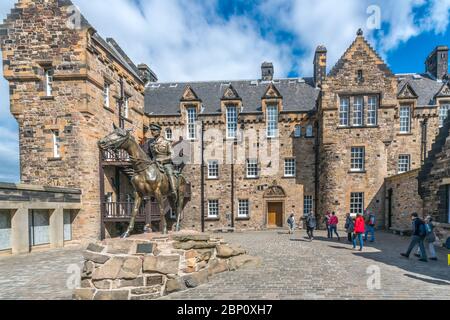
73 231 261 300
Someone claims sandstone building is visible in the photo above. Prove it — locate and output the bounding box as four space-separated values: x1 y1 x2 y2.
1 0 449 248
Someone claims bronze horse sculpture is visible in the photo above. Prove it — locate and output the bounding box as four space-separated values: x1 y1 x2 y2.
98 126 188 237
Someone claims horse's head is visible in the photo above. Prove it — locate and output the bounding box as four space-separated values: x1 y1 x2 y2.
98 124 131 150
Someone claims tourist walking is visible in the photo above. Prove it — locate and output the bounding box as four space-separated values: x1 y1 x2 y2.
329 212 340 241
324 211 332 238
287 213 296 235
364 210 376 242
353 213 365 251
306 212 317 241
415 216 438 261
401 213 428 262
345 213 354 242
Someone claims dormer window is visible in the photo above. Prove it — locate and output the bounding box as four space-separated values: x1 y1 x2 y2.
226 105 238 139
266 104 278 138
187 107 197 140
45 68 54 96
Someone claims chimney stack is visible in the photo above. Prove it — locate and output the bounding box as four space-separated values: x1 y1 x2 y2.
261 62 274 81
425 46 448 80
138 63 158 85
314 45 327 87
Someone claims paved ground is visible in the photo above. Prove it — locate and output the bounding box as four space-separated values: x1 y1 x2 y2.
0 230 449 300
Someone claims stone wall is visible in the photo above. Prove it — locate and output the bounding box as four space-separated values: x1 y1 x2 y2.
149 112 317 232
318 32 440 228
74 233 261 300
0 0 146 242
384 169 423 231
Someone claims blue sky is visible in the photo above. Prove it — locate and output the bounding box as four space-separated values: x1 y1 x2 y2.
0 0 450 182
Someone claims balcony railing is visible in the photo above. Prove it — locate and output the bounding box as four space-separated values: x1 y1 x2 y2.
103 201 161 222
102 149 131 164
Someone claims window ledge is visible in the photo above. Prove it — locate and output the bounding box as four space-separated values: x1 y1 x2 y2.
205 217 220 221
397 132 413 136
235 217 250 221
337 125 379 129
104 106 115 114
206 177 220 181
40 96 55 101
123 117 133 124
245 176 260 180
48 157 62 162
283 176 296 179
348 170 366 174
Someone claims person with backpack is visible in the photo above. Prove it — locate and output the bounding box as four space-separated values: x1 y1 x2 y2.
364 210 376 243
353 213 365 251
401 213 428 262
415 216 438 261
306 211 317 241
345 213 354 242
287 213 296 235
329 212 340 241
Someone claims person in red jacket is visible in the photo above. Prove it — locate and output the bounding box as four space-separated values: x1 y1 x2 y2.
329 212 341 241
353 213 365 251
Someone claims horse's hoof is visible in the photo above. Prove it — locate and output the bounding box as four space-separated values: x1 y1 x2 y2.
121 231 130 239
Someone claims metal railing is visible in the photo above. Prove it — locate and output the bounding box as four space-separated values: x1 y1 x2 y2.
103 201 161 221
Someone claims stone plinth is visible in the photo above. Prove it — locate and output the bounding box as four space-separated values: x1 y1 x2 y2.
73 232 261 300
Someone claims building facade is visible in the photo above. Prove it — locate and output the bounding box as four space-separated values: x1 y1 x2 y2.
1 0 450 243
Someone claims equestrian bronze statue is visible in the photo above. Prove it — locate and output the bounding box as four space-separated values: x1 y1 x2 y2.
98 124 188 237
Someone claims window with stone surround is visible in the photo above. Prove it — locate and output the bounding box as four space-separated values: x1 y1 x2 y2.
284 158 296 177
208 160 219 179
353 96 364 126
350 192 364 216
350 147 365 172
398 154 411 173
187 107 197 140
165 128 173 141
103 83 110 108
306 125 314 137
246 159 259 178
208 200 219 218
339 97 350 126
51 130 61 158
439 103 450 128
367 96 378 126
399 105 411 133
266 104 278 138
122 96 130 119
304 196 313 216
238 200 250 218
226 105 238 139
45 68 54 96
294 125 302 138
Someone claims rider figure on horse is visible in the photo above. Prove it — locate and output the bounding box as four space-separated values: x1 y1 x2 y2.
143 124 178 201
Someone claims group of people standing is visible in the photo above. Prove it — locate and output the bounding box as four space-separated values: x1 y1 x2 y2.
287 210 440 261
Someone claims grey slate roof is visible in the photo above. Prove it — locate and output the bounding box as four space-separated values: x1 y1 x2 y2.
145 78 320 116
396 74 445 106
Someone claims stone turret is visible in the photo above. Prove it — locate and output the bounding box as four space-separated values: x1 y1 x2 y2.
313 45 327 87
425 45 449 80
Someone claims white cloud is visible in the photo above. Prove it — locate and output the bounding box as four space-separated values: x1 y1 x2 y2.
73 0 292 81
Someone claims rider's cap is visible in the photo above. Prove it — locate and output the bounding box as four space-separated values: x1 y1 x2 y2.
150 124 162 131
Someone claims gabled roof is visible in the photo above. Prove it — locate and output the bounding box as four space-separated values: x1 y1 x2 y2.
221 84 241 100
145 78 319 116
329 33 394 78
396 74 444 106
263 83 282 99
398 83 418 99
436 82 450 97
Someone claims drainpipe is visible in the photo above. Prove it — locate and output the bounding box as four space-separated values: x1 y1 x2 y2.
231 142 235 229
201 120 205 233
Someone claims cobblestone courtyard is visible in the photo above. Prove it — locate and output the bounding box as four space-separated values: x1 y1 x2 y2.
0 230 449 300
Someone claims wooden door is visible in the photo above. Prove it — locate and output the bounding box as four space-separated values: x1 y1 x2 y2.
268 203 283 227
